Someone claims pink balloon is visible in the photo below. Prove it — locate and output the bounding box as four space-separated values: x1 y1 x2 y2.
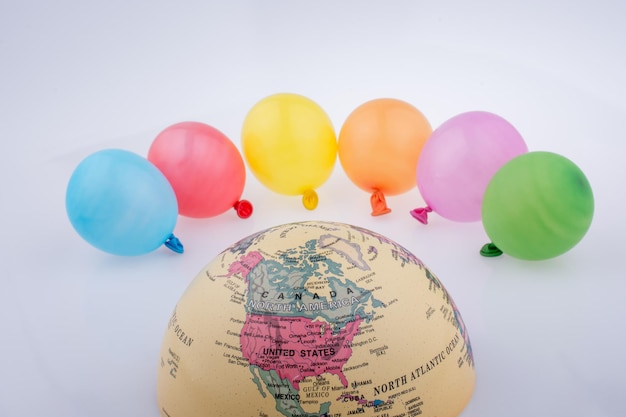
413 111 527 223
148 122 252 219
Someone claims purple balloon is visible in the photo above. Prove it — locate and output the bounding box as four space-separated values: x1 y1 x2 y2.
413 111 528 223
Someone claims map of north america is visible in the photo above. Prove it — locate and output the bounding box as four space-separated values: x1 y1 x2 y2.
227 234 385 416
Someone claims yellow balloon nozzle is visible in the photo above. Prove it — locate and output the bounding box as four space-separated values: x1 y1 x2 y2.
302 189 319 210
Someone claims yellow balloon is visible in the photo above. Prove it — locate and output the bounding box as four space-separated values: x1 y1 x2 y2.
241 93 337 210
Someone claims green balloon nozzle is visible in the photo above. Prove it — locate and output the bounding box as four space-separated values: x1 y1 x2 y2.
480 242 503 257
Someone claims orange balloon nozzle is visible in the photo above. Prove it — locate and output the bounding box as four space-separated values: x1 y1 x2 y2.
234 200 253 219
370 190 391 216
410 205 432 224
302 189 319 210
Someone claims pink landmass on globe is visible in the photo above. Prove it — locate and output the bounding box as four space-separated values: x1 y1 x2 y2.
240 314 362 389
226 251 263 278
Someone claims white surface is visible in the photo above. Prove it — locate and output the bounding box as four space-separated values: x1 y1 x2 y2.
1 1 624 416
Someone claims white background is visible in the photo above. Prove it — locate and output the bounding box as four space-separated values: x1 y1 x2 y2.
1 1 625 416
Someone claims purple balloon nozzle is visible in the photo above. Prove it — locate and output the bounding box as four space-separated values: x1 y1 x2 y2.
410 206 432 224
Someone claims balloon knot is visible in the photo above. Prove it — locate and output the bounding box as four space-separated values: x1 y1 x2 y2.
480 242 503 257
370 190 391 216
302 189 319 210
410 206 432 224
164 234 184 254
234 200 253 219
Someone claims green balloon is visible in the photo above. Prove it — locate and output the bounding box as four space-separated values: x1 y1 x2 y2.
481 151 594 260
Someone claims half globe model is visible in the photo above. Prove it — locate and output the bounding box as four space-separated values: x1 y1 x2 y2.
157 221 475 417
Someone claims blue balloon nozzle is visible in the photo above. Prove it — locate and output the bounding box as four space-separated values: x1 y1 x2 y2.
164 234 184 254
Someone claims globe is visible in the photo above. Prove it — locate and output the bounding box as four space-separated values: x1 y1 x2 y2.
157 221 475 417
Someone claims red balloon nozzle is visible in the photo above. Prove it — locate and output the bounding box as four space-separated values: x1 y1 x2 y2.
234 200 253 219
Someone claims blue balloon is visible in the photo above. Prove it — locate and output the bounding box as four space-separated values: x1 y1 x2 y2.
66 149 183 255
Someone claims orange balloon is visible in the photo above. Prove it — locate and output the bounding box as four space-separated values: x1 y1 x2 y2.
338 98 432 215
